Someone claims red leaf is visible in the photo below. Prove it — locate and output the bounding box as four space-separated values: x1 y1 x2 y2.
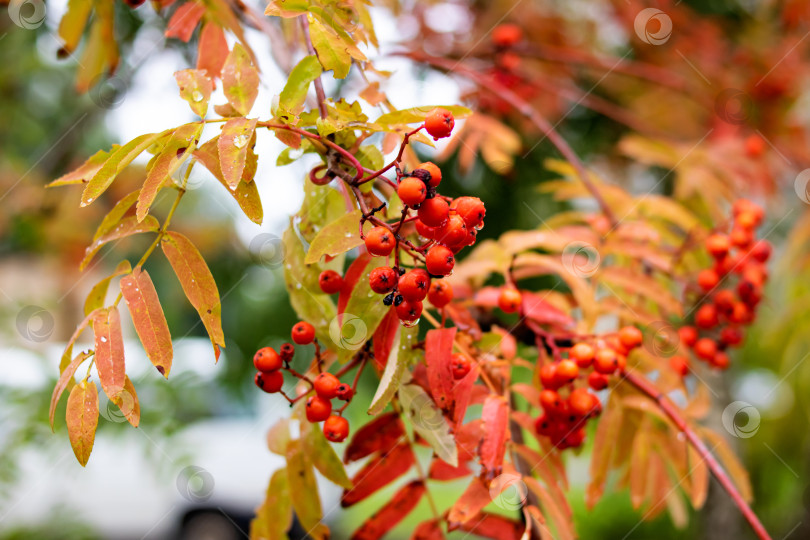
447 477 491 528
344 411 405 463
338 252 371 319
452 365 479 428
92 307 126 399
456 419 484 461
480 395 509 480
165 1 205 42
425 327 456 413
521 290 575 329
120 268 173 377
197 22 228 81
351 481 425 540
429 457 471 481
444 303 482 340
372 307 399 371
342 443 415 507
411 519 444 540
457 513 524 540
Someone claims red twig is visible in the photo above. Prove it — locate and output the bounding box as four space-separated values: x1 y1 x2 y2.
622 370 772 540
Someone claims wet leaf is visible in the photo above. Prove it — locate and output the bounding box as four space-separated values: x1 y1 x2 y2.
399 383 457 467
66 380 99 467
49 149 113 187
81 215 159 271
219 117 258 189
84 260 132 316
480 395 509 478
120 267 173 377
92 307 126 399
174 70 213 118
92 190 140 241
304 209 365 264
424 328 456 413
197 22 229 81
222 43 259 115
111 375 140 428
336 254 390 363
308 17 353 79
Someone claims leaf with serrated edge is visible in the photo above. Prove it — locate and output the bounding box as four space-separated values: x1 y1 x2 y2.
343 412 404 463
368 325 418 415
308 17 352 79
250 467 293 540
399 383 458 467
66 380 99 466
120 267 173 377
222 43 259 115
305 209 365 264
286 439 329 539
50 350 93 429
84 260 131 316
218 117 257 190
161 231 225 358
93 307 126 399
81 215 159 271
301 417 352 489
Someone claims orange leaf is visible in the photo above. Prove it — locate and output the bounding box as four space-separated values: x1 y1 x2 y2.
161 231 225 359
372 307 399 371
222 43 259 115
92 307 126 399
411 519 444 540
112 375 140 428
66 380 99 466
457 513 524 540
342 443 414 507
451 364 479 428
120 267 173 377
351 481 425 540
429 457 471 481
80 215 159 271
344 412 404 463
447 477 491 528
480 395 509 479
197 22 229 81
173 70 213 119
425 327 456 413
218 117 257 190
50 350 93 429
165 1 205 42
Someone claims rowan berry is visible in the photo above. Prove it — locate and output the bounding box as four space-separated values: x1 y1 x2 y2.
588 371 609 391
695 304 719 329
254 347 282 372
425 108 454 140
397 177 427 206
369 266 398 294
318 270 344 295
414 219 437 239
396 299 423 322
593 348 618 374
539 363 562 390
399 269 430 302
669 355 690 377
714 289 736 314
712 351 730 369
570 343 595 368
730 227 753 249
254 371 284 393
618 326 643 350
416 162 442 187
535 414 552 436
279 343 295 362
693 338 717 361
451 353 471 379
568 388 597 417
539 389 564 415
323 415 349 442
427 280 453 307
418 197 450 227
733 199 764 226
451 197 486 229
678 326 699 347
434 215 467 246
706 233 731 259
425 245 455 276
498 287 522 313
365 226 396 256
720 326 744 347
492 23 523 48
292 321 316 345
728 302 751 324
750 240 771 263
697 268 720 292
305 395 332 423
554 359 579 385
336 383 354 401
314 372 341 400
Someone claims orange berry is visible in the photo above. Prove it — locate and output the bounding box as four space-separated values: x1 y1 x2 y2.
416 162 442 187
314 372 341 400
693 338 717 361
425 245 455 276
570 343 595 368
424 108 454 139
305 395 332 422
418 197 450 227
593 348 618 374
695 304 719 329
397 177 427 206
697 268 720 292
568 388 598 417
706 233 731 259
492 23 523 47
588 371 609 390
554 359 579 385
319 270 344 295
678 326 698 347
253 347 282 372
669 355 690 376
292 321 316 344
365 226 396 256
497 287 522 313
323 415 349 442
427 280 453 308
255 371 284 393
618 326 643 349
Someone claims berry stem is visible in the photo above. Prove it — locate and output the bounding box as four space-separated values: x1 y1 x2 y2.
622 370 772 540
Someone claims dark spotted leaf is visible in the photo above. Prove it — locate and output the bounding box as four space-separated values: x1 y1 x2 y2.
120 267 173 378
92 307 126 399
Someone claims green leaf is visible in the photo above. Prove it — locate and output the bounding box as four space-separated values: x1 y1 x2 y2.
304 209 365 264
264 0 309 17
84 260 132 316
368 324 419 415
266 417 291 456
120 267 173 378
218 117 257 190
279 55 322 115
222 43 259 115
336 255 391 363
250 468 293 540
161 231 225 359
399 382 458 467
57 0 92 55
81 131 171 207
375 105 473 126
81 216 159 271
174 69 213 118
297 180 346 243
356 145 384 171
92 189 140 241
66 380 99 467
308 18 352 79
286 439 329 539
301 417 353 489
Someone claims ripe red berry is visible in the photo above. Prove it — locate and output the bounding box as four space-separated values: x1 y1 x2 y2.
498 287 522 313
712 351 731 369
669 355 690 377
678 326 699 347
588 371 609 391
314 372 341 400
427 280 453 308
451 353 471 379
693 338 717 361
570 343 595 368
365 226 396 256
535 414 552 436
733 199 764 226
414 219 437 239
254 347 282 372
292 321 316 345
336 383 354 401
730 227 753 249
706 234 731 259
323 415 349 442
254 371 284 393
451 197 486 229
744 134 765 158
305 395 332 422
397 177 427 206
425 245 455 276
424 108 454 140
399 269 430 302
369 266 398 294
750 240 771 262
593 348 618 374
697 268 719 292
568 388 597 417
418 198 450 227
396 299 423 322
720 326 744 347
318 270 344 294
416 162 442 187
714 289 736 314
618 326 643 350
695 304 719 329
279 342 295 361
539 389 564 415
539 363 562 390
434 215 467 246
492 23 523 48
554 359 579 385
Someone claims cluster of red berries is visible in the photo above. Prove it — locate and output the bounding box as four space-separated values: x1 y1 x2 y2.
670 199 770 374
252 321 353 443
535 326 644 449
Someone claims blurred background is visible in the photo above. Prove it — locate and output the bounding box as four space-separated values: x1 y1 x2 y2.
1 0 808 538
